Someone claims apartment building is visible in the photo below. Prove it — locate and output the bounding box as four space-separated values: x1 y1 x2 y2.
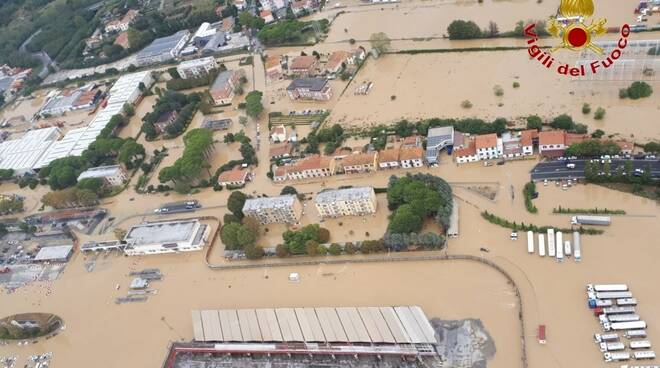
341 152 378 174
242 195 303 225
286 78 332 101
399 147 424 168
210 69 245 105
176 57 218 79
314 187 377 218
289 55 318 76
285 154 336 180
538 130 566 157
475 133 502 160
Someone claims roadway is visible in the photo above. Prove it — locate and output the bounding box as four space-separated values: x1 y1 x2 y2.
530 159 660 181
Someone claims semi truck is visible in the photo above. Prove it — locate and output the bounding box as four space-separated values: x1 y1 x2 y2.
555 231 563 261
571 215 611 226
603 306 636 315
604 352 631 362
625 330 647 339
589 298 613 308
597 291 634 299
573 231 581 261
538 233 546 257
564 240 571 256
527 231 534 253
547 229 556 257
594 333 620 343
604 321 647 331
600 342 626 352
618 298 638 306
633 351 656 360
607 314 641 322
630 341 651 349
588 284 629 292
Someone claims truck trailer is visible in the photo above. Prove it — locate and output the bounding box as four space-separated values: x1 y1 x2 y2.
588 284 629 292
564 240 571 256
571 215 611 226
603 306 636 315
625 330 647 339
547 229 556 257
604 352 631 362
605 321 647 331
608 314 641 322
597 291 634 299
633 351 656 360
600 342 626 352
630 341 651 350
556 231 563 261
594 333 620 343
538 233 546 257
618 298 638 306
527 231 534 253
573 231 581 261
589 298 613 308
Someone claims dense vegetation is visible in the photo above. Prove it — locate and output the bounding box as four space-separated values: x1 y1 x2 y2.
481 211 604 235
257 19 328 46
553 206 626 215
584 160 654 185
549 114 587 134
446 19 549 40
523 181 538 214
245 90 264 118
565 140 621 157
141 91 202 140
0 196 24 215
158 128 214 191
619 81 653 100
41 187 98 209
281 224 330 255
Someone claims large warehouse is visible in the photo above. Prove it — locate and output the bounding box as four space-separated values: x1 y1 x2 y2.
123 219 210 256
0 127 61 175
34 71 153 168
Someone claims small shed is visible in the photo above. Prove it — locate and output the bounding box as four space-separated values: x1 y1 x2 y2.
33 245 73 262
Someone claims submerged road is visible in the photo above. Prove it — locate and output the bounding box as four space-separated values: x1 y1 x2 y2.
530 159 660 181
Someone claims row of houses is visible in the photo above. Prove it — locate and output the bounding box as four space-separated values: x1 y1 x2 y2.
265 48 366 81
272 145 425 182
242 187 377 225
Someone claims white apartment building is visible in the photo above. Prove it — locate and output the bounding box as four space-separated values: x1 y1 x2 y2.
242 195 303 225
314 187 377 218
77 165 127 186
176 57 218 79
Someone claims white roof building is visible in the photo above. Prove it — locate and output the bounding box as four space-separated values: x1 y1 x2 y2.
35 71 153 168
123 219 210 256
77 165 127 186
0 127 61 175
34 245 74 262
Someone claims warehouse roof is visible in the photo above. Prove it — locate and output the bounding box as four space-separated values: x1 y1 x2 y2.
34 245 73 262
0 127 61 172
191 306 437 344
137 30 189 60
125 219 201 245
315 187 374 204
287 78 328 91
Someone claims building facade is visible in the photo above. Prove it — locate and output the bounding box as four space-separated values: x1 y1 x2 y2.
314 187 377 218
289 55 318 76
475 133 502 160
284 155 336 180
123 219 210 256
399 147 424 168
217 167 250 187
378 148 400 170
341 152 378 174
242 195 303 225
539 130 566 157
210 69 245 105
176 57 218 79
425 126 454 164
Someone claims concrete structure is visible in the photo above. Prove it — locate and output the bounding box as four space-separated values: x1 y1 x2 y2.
315 187 377 218
447 198 459 238
270 124 287 142
242 195 302 225
77 165 127 186
210 69 244 105
0 127 61 175
425 126 454 164
286 78 332 101
378 148 399 169
176 57 218 79
341 152 378 174
105 9 138 33
135 30 190 66
123 219 210 256
289 55 318 76
539 130 567 157
217 167 250 187
201 118 231 130
282 155 336 180
399 147 424 168
475 133 502 160
33 245 73 262
35 71 153 168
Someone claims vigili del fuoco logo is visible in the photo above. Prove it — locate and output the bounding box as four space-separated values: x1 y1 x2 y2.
525 0 630 77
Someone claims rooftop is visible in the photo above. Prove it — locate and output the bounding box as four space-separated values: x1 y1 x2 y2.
378 148 399 163
0 127 61 172
77 165 123 181
243 195 297 212
520 130 536 146
453 139 476 157
326 50 350 71
315 187 374 204
265 55 281 70
34 245 73 261
137 30 189 60
342 152 376 167
539 130 566 146
615 139 634 151
178 56 217 68
287 78 328 92
427 126 454 139
399 147 424 161
125 219 201 245
290 55 317 70
269 142 293 157
475 133 498 149
565 133 590 146
211 69 240 91
218 167 249 183
290 154 333 172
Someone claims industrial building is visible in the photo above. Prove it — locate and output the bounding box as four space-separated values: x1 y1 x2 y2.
425 126 454 165
34 71 153 168
315 187 377 218
33 245 74 262
135 30 190 66
242 195 302 225
176 57 218 79
38 87 101 117
0 127 61 175
77 165 127 186
123 219 210 256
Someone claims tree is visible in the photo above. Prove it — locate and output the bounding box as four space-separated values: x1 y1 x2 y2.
328 243 342 255
224 213 241 224
245 90 264 118
626 81 653 99
76 178 104 193
582 103 591 114
550 114 575 130
221 222 257 250
591 129 605 138
643 141 660 153
369 32 391 53
318 227 330 243
228 191 247 218
244 244 265 259
594 107 606 120
388 204 423 234
118 139 145 166
526 115 543 130
305 240 319 256
487 21 499 37
238 11 266 30
123 103 135 117
280 186 298 195
167 67 181 79
275 244 289 257
447 20 483 39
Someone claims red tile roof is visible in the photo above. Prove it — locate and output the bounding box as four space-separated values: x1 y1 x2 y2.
399 147 423 161
454 140 476 157
114 32 130 48
565 133 589 146
290 55 317 70
475 133 497 149
520 130 535 147
539 130 565 146
325 50 350 71
269 142 293 157
218 167 249 183
378 148 399 163
342 152 376 167
614 139 634 151
290 154 333 172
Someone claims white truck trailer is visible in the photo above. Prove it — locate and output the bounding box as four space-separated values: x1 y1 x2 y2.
594 333 620 343
597 291 634 299
555 231 564 261
538 233 546 257
604 321 647 331
573 231 581 261
604 352 631 362
600 342 626 352
633 351 656 360
527 231 534 253
630 341 652 349
608 314 641 323
571 215 612 226
547 229 556 257
625 330 647 339
564 240 571 256
618 298 638 306
588 284 629 292
604 306 636 315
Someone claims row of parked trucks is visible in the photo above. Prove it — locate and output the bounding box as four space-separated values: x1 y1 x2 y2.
587 284 655 363
526 230 581 261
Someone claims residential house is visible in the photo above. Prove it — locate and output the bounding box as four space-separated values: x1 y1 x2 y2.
289 55 318 76
209 69 244 105
114 31 130 49
260 10 275 24
615 139 634 155
234 0 246 10
285 154 336 180
475 133 502 160
242 195 302 225
520 129 537 155
349 47 367 65
269 142 293 159
176 57 218 79
401 135 421 148
154 111 178 134
501 132 524 159
270 124 287 142
286 78 332 101
315 187 377 218
378 148 399 170
265 55 283 81
453 139 479 164
217 167 250 187
325 50 350 75
425 126 454 164
565 133 589 147
399 147 424 168
538 130 566 157
273 166 288 182
77 165 127 186
341 152 378 174
105 9 139 33
291 0 316 15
